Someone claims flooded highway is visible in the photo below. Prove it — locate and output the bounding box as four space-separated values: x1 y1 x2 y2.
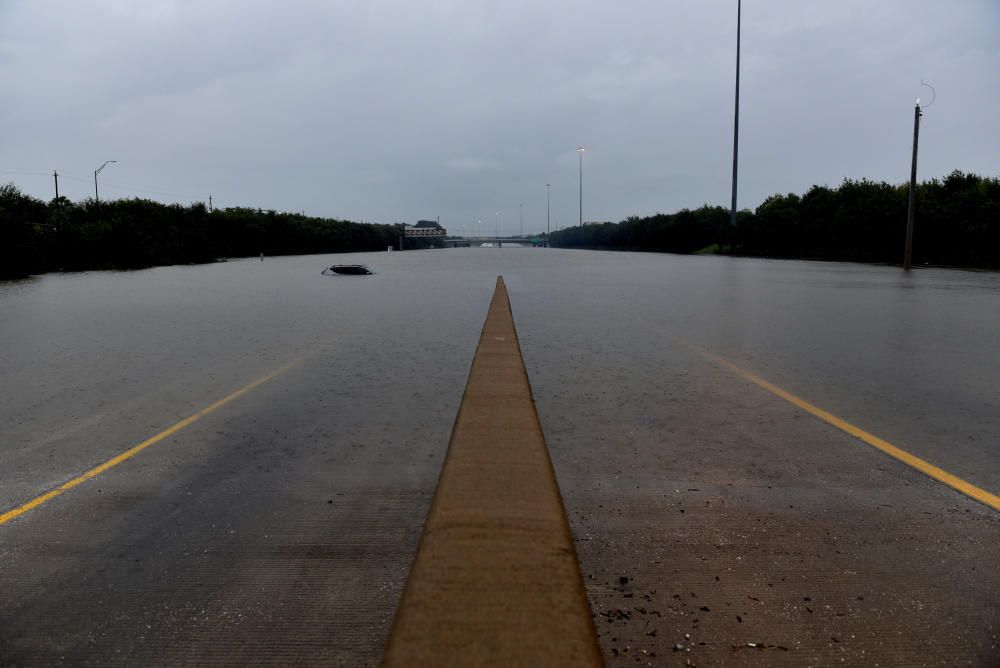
1 248 998 665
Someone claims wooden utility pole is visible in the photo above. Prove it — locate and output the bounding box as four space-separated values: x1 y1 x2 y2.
53 170 59 201
903 102 922 271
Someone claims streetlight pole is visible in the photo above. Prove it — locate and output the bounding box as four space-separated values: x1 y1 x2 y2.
904 101 922 271
903 82 934 271
577 147 585 227
730 0 741 227
495 211 499 241
94 160 117 204
546 183 551 244
519 203 523 237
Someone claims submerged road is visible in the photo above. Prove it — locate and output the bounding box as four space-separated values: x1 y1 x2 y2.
1 249 998 665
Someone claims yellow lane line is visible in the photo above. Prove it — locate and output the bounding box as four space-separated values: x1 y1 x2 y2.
0 361 298 527
699 349 1000 513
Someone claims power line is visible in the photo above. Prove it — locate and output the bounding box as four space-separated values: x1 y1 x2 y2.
97 180 206 201
0 168 53 177
50 174 206 201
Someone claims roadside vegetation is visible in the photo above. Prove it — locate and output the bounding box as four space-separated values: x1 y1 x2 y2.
0 186 443 279
3 171 997 279
550 171 1000 269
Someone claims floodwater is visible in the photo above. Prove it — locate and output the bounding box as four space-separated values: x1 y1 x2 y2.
2 247 998 666
3 248 997 499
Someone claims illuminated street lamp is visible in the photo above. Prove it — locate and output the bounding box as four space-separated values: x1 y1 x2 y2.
94 160 117 204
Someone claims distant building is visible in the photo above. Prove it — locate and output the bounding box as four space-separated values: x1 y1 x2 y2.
403 220 447 237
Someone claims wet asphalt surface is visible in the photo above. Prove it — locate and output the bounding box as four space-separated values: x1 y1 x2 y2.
1 249 998 665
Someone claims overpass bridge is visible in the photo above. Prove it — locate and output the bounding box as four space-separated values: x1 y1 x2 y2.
445 236 548 248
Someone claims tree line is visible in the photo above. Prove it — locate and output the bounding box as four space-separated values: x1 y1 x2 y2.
0 187 443 279
550 171 1000 268
4 171 997 279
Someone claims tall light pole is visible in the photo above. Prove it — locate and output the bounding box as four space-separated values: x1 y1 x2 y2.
904 102 922 271
546 183 551 243
495 211 499 240
904 82 933 271
94 160 117 204
519 203 523 237
577 146 585 227
478 219 482 239
730 0 741 227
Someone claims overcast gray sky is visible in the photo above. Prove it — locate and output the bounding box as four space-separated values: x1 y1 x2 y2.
2 1 998 235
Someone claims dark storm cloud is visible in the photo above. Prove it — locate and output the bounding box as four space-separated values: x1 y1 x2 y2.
2 1 998 234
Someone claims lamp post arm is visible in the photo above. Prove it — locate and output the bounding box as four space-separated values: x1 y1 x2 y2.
93 160 117 204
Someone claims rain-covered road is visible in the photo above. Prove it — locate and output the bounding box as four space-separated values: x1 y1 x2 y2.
1 249 997 665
